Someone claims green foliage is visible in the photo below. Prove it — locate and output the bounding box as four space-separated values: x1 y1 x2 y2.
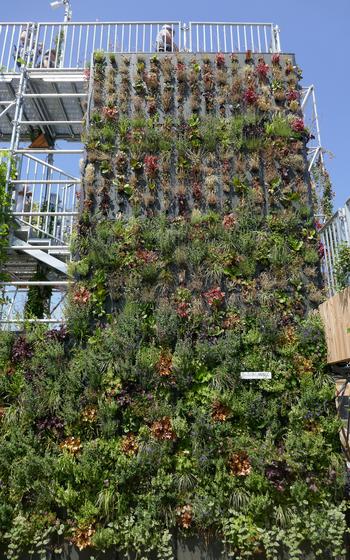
93 50 106 64
0 54 343 560
0 210 343 558
334 243 350 291
24 269 52 319
265 115 294 138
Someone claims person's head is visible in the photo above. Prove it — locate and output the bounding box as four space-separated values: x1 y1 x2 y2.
20 25 34 43
162 24 175 36
44 49 56 59
42 49 56 67
20 30 28 43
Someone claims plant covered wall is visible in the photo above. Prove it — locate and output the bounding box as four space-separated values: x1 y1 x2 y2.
83 52 316 218
0 52 347 560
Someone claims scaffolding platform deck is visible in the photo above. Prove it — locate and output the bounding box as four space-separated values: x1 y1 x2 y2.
0 70 86 141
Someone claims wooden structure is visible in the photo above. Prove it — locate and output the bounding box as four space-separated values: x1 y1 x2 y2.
320 288 350 472
319 286 350 364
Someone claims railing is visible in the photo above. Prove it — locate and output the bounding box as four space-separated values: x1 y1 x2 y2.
0 285 67 330
9 152 80 245
320 198 350 295
188 22 280 54
0 21 281 72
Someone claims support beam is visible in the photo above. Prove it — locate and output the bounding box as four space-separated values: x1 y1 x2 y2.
22 93 88 98
0 319 65 324
18 151 79 180
9 245 69 251
0 101 16 119
0 281 71 286
12 211 78 216
18 120 83 125
0 101 14 128
10 237 69 275
301 85 313 110
10 179 80 184
14 149 84 154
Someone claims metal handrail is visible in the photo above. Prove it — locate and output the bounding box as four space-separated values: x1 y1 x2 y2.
189 22 280 53
0 21 281 72
320 197 350 295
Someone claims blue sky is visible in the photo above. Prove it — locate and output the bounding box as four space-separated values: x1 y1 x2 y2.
2 0 349 209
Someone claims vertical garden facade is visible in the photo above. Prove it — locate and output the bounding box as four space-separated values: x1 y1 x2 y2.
0 51 347 559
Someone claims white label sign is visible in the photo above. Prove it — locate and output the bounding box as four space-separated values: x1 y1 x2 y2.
240 371 272 380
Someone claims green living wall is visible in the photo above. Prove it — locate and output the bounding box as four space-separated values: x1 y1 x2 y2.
0 52 346 559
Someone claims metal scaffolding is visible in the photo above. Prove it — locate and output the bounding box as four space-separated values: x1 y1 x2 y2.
301 85 323 174
0 31 86 327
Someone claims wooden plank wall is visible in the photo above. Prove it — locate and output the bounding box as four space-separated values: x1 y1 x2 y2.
319 286 350 364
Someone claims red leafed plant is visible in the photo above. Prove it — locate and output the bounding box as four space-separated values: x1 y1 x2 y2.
137 249 158 263
73 286 91 305
222 159 231 173
285 60 294 75
286 90 300 102
271 53 280 65
203 287 225 307
121 433 139 456
222 312 240 330
256 59 269 79
291 118 305 132
71 525 95 550
150 417 176 440
192 182 202 201
222 213 236 230
211 400 230 422
176 505 193 529
176 301 190 318
102 106 118 120
144 155 159 178
215 52 226 67
318 241 325 259
176 61 186 81
243 87 258 105
156 350 173 377
229 451 251 476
